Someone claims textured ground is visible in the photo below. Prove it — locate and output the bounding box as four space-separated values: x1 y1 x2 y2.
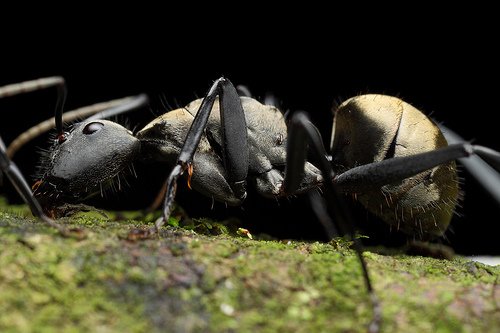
0 198 499 333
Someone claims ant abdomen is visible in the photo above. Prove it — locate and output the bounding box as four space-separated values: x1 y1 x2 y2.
331 94 459 238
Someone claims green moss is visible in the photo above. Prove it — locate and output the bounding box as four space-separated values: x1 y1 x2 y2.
1 197 499 332
0 218 150 332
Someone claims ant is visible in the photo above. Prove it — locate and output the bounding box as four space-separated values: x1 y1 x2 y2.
2 76 500 333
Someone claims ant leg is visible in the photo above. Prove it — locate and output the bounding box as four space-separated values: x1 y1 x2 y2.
154 77 249 231
281 114 337 237
0 136 66 233
439 124 500 203
334 143 500 197
282 111 381 333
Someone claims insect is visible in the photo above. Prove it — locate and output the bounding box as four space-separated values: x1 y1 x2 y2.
2 76 500 333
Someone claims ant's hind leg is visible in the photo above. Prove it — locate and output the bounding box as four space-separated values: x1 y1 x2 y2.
439 124 500 203
334 142 500 195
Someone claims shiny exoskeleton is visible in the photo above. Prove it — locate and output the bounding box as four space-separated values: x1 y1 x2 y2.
331 95 459 237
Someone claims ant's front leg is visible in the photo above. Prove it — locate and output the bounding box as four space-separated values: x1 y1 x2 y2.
128 77 249 240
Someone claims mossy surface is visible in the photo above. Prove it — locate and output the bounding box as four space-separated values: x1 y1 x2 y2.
0 197 499 333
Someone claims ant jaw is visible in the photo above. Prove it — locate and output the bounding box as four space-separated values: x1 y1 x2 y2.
31 179 61 218
33 179 92 213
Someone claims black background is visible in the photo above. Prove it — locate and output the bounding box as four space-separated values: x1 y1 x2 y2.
1 25 499 255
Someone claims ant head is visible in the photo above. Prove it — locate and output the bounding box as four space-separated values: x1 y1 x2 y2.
34 119 140 205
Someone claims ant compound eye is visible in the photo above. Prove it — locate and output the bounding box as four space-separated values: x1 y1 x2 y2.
83 122 104 135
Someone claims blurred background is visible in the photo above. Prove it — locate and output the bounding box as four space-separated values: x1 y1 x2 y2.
1 32 499 255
